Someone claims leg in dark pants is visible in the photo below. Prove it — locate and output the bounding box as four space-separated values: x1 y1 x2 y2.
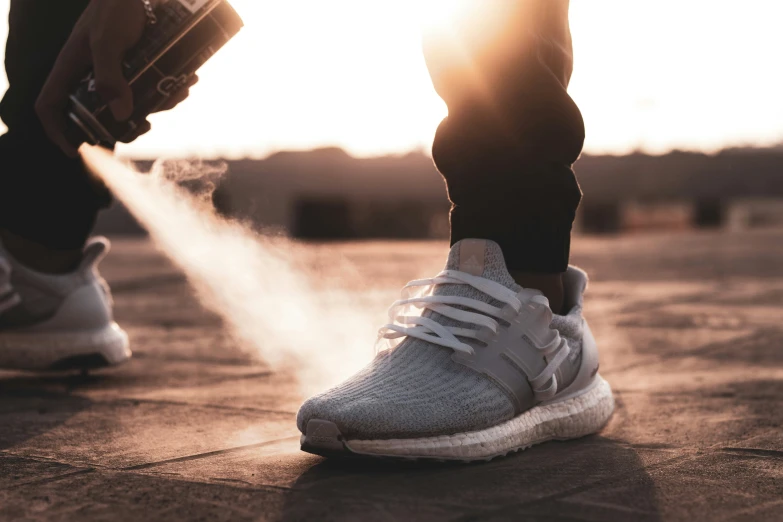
424 0 584 275
0 0 110 255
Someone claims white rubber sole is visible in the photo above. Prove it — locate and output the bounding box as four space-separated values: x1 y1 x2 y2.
0 322 131 371
301 375 614 462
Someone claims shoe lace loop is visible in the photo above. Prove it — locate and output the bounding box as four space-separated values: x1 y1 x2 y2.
378 269 523 355
378 269 569 401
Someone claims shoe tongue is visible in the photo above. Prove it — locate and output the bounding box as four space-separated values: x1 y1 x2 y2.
390 239 520 357
388 239 519 357
444 239 518 290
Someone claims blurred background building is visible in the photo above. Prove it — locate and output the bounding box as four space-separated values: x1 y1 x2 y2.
2 0 782 239
94 145 783 239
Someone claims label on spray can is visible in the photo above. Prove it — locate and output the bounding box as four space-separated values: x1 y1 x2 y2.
66 0 244 148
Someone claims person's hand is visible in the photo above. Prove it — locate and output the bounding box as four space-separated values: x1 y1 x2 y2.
35 0 195 156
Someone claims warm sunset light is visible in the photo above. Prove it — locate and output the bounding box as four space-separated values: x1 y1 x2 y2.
1 1 782 512
1 0 783 158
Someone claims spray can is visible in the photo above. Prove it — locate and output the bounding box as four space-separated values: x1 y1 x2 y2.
66 0 244 149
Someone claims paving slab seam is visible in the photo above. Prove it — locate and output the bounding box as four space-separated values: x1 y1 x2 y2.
0 451 127 474
132 473 294 494
454 451 697 522
464 426 783 521
706 427 781 451
4 468 96 490
112 370 275 389
121 436 300 471
89 397 297 417
718 447 783 460
614 441 684 452
0 393 297 416
1 437 299 474
118 463 544 512
7 464 491 514
184 370 275 384
130 352 266 366
0 451 87 467
93 370 277 389
129 468 502 513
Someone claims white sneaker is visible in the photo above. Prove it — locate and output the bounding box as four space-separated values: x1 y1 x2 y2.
0 237 130 371
298 239 614 461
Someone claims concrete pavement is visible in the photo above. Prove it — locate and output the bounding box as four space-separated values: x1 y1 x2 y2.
1 229 781 521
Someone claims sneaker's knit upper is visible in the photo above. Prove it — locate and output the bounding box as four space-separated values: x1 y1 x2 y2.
296 240 587 439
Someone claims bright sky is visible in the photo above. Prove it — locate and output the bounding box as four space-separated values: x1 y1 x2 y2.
1 0 783 158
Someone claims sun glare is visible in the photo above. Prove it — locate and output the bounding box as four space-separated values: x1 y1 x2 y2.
2 0 783 158
121 0 448 158
416 0 476 30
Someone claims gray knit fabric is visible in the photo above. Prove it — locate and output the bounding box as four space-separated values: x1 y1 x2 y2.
297 240 586 439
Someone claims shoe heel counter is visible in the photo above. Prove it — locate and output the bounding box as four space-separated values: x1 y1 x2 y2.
580 321 600 380
554 320 601 400
30 280 114 332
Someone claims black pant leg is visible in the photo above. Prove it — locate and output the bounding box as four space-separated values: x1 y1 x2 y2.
424 0 584 273
0 0 110 250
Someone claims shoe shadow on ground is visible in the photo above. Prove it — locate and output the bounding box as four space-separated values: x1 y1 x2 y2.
0 372 95 452
280 435 662 521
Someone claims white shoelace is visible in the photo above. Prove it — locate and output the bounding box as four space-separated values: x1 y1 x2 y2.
379 269 529 355
378 269 568 400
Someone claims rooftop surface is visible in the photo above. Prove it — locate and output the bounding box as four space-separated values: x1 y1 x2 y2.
1 229 782 521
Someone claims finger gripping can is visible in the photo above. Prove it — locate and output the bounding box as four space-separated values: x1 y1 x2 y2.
66 0 244 148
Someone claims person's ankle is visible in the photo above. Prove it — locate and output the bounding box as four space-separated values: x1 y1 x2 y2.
509 270 565 315
0 229 82 274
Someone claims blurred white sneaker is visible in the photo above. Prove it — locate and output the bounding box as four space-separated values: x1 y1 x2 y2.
0 237 130 371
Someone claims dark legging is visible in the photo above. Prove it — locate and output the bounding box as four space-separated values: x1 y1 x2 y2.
0 0 583 272
0 0 109 250
425 0 583 272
